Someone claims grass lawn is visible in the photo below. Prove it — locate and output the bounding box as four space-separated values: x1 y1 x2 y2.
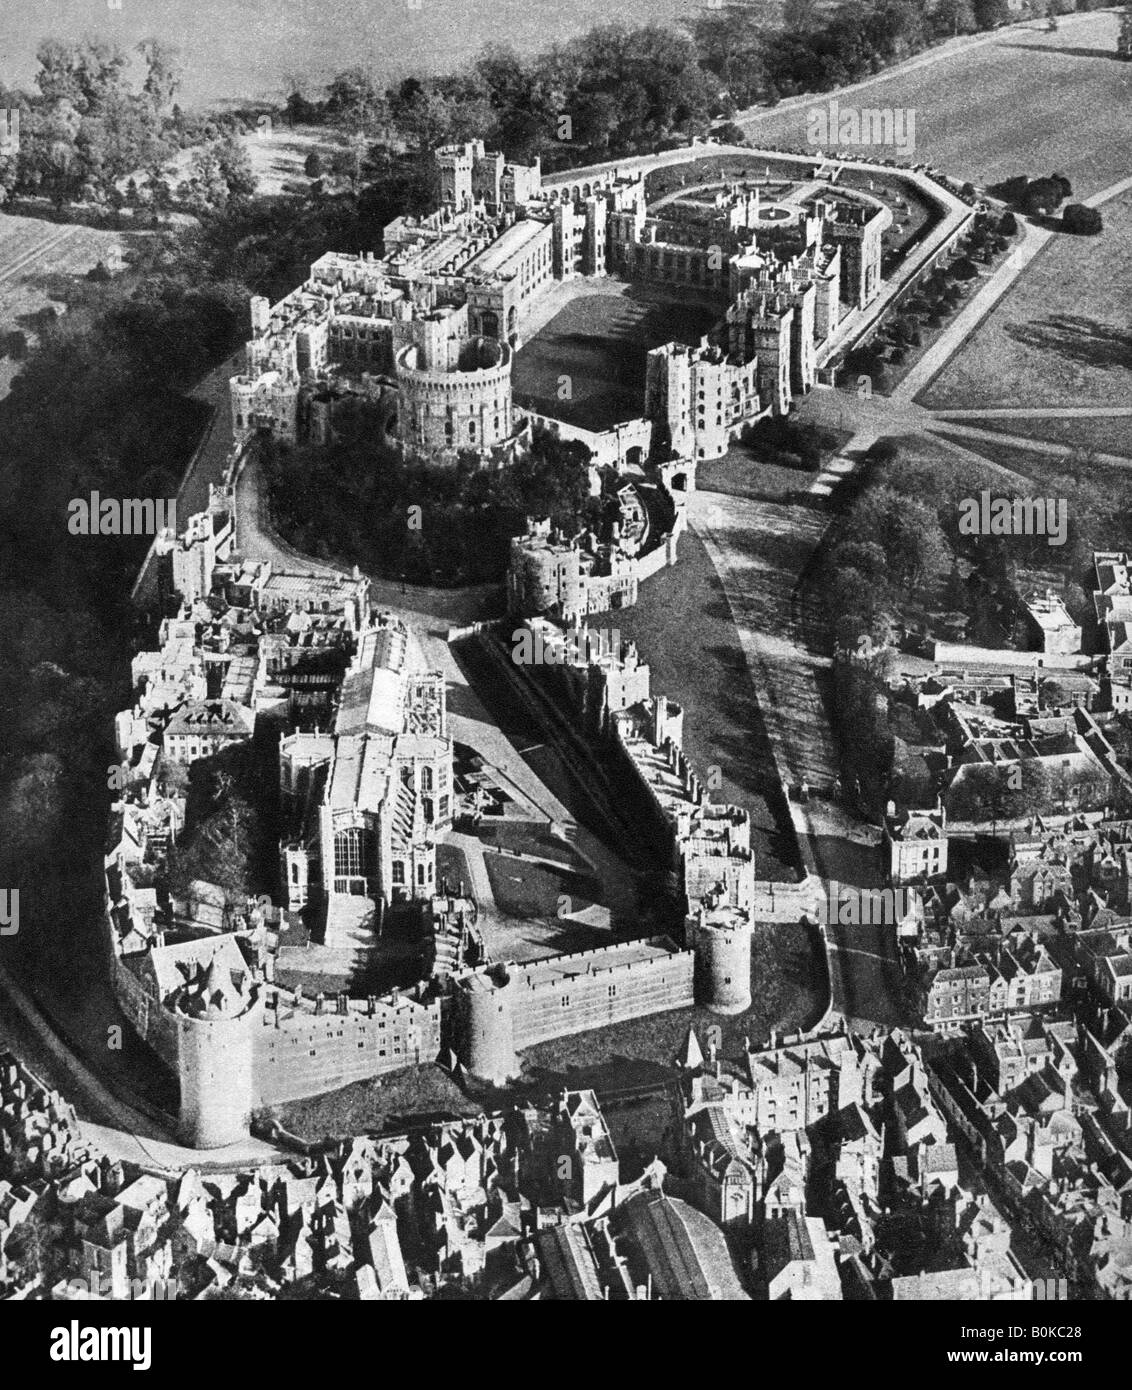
696 442 821 503
921 190 1132 412
937 415 1132 460
471 819 589 872
261 1063 480 1142
929 429 1073 483
436 841 474 899
512 285 721 431
739 16 1131 198
483 851 600 921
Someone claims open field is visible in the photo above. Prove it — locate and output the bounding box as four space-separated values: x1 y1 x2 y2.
0 213 131 397
740 15 1132 198
243 125 353 196
932 428 1131 489
129 123 353 201
921 190 1132 412
513 282 720 431
939 415 1132 459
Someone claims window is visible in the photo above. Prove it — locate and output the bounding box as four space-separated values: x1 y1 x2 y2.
334 827 371 880
392 862 405 886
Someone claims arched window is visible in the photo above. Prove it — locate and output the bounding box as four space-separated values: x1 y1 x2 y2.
334 826 372 880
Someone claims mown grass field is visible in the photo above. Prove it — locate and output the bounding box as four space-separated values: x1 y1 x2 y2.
921 189 1132 413
0 213 130 397
742 14 1132 197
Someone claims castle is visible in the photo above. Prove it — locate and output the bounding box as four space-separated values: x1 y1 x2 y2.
105 139 909 1149
106 476 764 1146
278 616 453 947
229 139 888 468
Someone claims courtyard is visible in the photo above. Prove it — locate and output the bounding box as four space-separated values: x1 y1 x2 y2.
512 278 722 431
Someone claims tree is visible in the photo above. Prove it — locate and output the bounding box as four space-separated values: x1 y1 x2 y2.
972 0 1011 26
303 150 323 179
34 38 128 114
189 135 258 211
216 135 257 201
896 313 922 346
686 2 768 107
714 121 747 145
136 39 183 113
1062 202 1102 234
932 0 978 34
783 0 821 32
327 67 385 135
1023 175 1065 215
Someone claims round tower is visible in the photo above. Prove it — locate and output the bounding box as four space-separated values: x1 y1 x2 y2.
168 947 262 1148
175 1005 259 1148
456 965 518 1085
394 335 514 462
691 910 753 1015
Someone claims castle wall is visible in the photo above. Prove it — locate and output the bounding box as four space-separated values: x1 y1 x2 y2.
507 941 694 1049
253 994 442 1106
113 956 181 1070
520 413 653 471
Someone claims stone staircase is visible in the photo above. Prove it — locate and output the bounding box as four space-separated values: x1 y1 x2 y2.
324 894 377 950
